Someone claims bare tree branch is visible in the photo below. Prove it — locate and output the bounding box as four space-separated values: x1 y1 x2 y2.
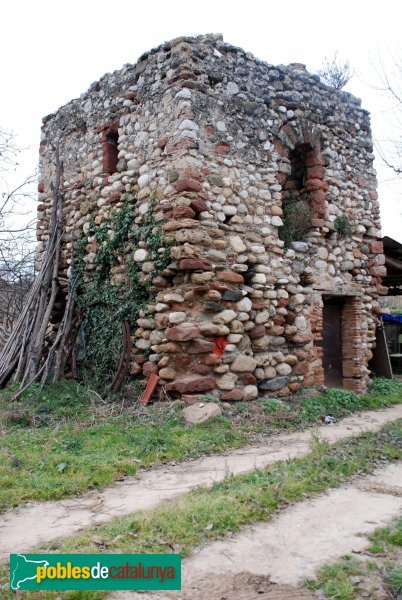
371 46 402 177
0 128 36 349
318 52 353 90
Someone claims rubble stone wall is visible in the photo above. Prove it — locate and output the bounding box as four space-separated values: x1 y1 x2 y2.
37 34 386 399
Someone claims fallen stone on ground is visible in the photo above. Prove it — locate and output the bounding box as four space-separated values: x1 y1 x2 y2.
181 402 222 425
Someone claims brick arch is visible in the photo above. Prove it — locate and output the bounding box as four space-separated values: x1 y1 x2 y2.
275 121 327 220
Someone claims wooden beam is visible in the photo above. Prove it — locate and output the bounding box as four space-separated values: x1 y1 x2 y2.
385 255 402 271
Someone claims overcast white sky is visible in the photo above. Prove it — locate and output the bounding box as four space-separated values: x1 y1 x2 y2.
1 0 401 239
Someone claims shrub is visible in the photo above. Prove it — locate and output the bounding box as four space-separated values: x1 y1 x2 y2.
334 214 353 237
279 198 312 247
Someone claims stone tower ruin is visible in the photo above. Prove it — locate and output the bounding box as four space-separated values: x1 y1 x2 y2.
36 34 386 399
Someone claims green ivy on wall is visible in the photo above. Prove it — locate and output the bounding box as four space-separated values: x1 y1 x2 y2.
73 193 172 392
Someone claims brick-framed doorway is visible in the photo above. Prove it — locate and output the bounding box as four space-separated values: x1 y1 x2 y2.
313 293 367 393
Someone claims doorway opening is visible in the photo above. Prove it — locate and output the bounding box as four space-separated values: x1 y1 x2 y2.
321 297 344 387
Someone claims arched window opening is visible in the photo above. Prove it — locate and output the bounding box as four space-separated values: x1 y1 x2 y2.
103 127 119 174
279 144 312 247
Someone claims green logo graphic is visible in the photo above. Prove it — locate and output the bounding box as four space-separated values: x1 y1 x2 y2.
10 554 181 591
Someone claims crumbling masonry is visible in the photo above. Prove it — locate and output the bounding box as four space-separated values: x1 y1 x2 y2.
36 34 386 399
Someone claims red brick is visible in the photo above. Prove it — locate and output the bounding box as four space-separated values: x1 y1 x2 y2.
288 382 301 393
220 389 244 401
369 265 386 277
310 189 327 219
216 271 244 283
109 191 121 205
291 333 314 344
179 258 212 271
242 374 257 385
304 150 325 168
183 168 203 180
192 364 212 375
165 375 216 394
272 140 289 158
251 300 266 310
165 139 198 153
140 374 159 405
173 206 196 219
134 355 146 364
266 325 285 336
190 199 208 214
102 127 119 174
292 361 308 375
166 325 200 342
306 165 325 179
276 172 287 186
124 91 137 101
249 324 266 339
174 177 202 193
143 361 158 376
171 355 192 368
305 179 327 192
370 241 384 254
188 339 214 354
216 142 230 155
193 285 211 294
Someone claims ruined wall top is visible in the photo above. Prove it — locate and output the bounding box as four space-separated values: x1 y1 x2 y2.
41 33 370 150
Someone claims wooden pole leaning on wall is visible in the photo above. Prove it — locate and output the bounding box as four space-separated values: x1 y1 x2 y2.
0 144 76 396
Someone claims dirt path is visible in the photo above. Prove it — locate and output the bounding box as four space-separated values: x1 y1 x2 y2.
0 404 401 562
109 462 402 600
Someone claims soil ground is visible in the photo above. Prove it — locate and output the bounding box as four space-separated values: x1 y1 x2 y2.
109 462 402 600
0 404 401 562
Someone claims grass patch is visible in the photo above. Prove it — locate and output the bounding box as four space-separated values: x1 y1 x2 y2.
0 382 245 512
368 516 402 554
0 423 401 598
40 421 402 557
387 565 402 596
307 515 402 599
307 556 362 600
0 378 400 511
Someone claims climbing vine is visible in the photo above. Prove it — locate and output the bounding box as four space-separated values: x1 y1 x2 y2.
73 193 172 392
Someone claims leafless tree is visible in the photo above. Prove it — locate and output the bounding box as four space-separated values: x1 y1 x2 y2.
318 53 353 90
0 128 36 347
371 47 402 177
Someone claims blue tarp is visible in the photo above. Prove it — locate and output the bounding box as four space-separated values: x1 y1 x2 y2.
382 314 402 323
